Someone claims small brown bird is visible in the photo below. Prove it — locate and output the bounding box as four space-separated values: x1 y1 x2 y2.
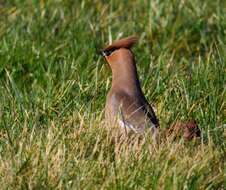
168 120 201 141
101 36 159 138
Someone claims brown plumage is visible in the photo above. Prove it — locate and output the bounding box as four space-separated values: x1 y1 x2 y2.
101 36 159 138
102 36 138 53
168 120 201 141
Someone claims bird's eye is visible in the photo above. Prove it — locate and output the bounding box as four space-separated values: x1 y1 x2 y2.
102 50 113 57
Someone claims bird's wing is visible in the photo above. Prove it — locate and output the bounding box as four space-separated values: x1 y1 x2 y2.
113 91 154 132
142 101 159 127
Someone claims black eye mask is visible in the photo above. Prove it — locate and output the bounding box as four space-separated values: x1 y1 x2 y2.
101 48 118 57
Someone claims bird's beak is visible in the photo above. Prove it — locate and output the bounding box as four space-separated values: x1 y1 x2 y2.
99 50 106 57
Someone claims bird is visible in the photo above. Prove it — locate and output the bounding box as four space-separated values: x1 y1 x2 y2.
100 36 159 139
168 120 201 141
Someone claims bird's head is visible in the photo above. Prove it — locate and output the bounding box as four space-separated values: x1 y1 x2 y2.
100 36 138 69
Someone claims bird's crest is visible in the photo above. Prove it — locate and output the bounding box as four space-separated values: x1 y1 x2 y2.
102 36 138 52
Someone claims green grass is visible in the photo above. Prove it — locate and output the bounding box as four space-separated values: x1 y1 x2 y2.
0 0 225 189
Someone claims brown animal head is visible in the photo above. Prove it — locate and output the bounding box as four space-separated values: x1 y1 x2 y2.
100 36 141 93
168 120 201 141
100 36 138 69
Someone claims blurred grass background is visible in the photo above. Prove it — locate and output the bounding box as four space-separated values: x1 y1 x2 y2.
0 0 225 189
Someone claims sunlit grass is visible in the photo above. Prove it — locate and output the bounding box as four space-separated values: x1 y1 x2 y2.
0 0 225 189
